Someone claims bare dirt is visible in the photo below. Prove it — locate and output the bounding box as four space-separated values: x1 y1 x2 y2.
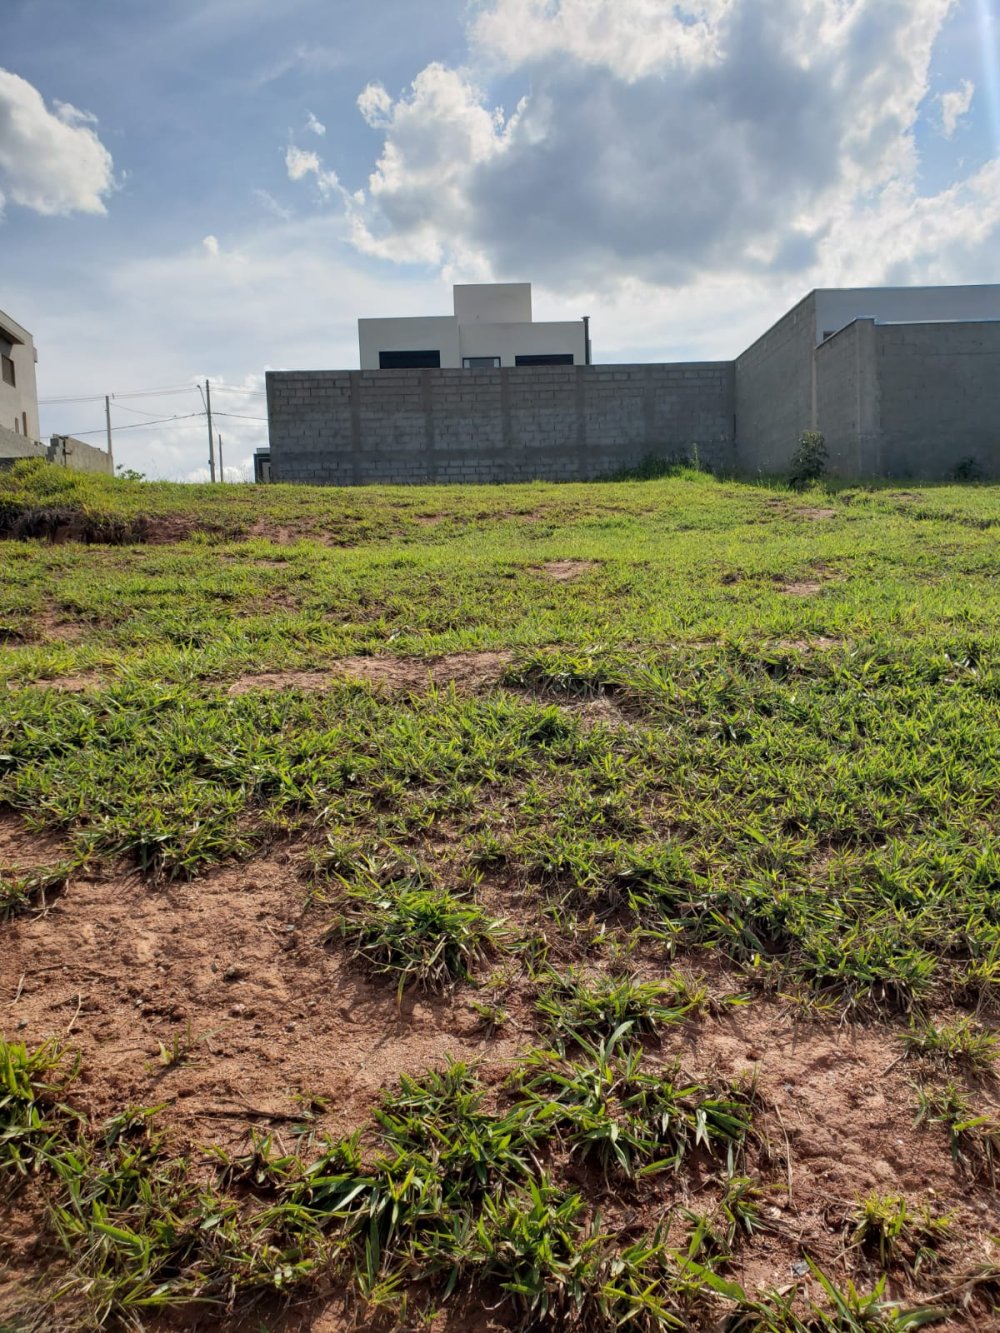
228 651 511 697
3 820 999 1328
780 580 825 597
541 560 600 581
793 507 837 521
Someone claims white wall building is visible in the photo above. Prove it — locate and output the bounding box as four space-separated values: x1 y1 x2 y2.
358 283 589 370
0 307 40 442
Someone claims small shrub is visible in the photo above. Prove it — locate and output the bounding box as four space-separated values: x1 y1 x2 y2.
951 456 983 482
788 430 828 490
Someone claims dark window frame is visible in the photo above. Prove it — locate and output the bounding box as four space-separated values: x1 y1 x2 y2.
462 356 501 369
378 349 441 369
514 353 574 366
1 354 15 388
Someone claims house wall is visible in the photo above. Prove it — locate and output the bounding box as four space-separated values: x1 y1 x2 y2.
453 283 531 323
733 293 816 474
458 321 586 365
266 363 735 485
0 310 40 442
875 321 1000 479
358 316 461 370
358 314 586 368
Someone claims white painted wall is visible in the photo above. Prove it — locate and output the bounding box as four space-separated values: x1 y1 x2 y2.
459 321 585 365
815 285 1000 343
453 283 532 323
358 316 461 370
0 308 40 441
358 285 586 369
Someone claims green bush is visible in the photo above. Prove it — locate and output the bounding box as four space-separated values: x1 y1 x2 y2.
788 431 828 490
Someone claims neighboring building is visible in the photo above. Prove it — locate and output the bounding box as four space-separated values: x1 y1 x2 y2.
266 283 1000 485
0 308 41 454
0 309 114 474
358 283 589 370
735 285 1000 477
253 447 271 483
47 434 114 476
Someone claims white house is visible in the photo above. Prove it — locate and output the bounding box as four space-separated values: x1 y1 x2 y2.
358 283 589 370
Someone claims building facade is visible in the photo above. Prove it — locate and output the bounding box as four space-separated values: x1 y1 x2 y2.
266 283 1000 485
358 283 588 370
0 308 40 445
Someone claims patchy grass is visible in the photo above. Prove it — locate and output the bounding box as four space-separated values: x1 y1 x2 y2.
2 465 1000 1327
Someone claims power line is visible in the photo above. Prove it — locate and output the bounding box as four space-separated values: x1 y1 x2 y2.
39 385 196 405
64 412 205 437
213 411 267 422
40 381 264 406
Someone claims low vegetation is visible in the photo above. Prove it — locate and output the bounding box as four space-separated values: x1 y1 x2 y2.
1 462 999 1328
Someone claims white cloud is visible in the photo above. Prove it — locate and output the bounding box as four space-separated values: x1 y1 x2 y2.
342 0 981 294
202 234 220 256
0 68 115 216
939 77 974 138
284 141 349 201
284 143 321 181
350 64 523 267
357 81 394 128
471 0 729 80
305 110 326 136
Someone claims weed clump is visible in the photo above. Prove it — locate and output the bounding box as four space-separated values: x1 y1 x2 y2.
326 872 510 996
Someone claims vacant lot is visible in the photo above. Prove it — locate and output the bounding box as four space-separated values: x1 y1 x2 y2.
1 462 999 1331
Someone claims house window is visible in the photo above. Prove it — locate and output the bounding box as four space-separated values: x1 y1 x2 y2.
463 356 501 368
378 349 441 369
1 354 14 388
514 353 574 366
22 412 28 436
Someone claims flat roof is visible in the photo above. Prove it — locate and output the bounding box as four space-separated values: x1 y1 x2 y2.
0 310 29 345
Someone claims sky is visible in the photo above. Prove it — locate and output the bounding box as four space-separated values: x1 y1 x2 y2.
1 0 998 480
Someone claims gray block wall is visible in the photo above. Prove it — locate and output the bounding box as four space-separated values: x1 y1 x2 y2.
813 319 1000 481
266 363 736 486
814 319 881 476
733 293 817 474
875 322 1000 480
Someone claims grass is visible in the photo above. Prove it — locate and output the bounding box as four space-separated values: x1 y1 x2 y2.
325 870 511 997
2 463 1000 1326
4 1034 944 1332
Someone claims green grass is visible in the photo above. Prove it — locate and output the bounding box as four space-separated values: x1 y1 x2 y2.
2 463 1000 1326
4 1035 950 1332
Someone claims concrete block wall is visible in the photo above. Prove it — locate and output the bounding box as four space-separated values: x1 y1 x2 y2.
47 435 114 476
875 322 1000 480
733 293 817 474
266 363 735 486
814 319 881 476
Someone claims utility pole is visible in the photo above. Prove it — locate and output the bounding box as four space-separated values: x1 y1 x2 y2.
217 433 225 482
105 395 114 468
205 379 216 482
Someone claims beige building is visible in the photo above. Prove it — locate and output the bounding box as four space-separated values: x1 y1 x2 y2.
358 282 589 369
0 307 41 444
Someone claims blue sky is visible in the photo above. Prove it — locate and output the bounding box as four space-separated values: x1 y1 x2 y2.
1 0 997 479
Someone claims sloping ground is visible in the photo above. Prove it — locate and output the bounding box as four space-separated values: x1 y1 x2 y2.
2 468 1000 1331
